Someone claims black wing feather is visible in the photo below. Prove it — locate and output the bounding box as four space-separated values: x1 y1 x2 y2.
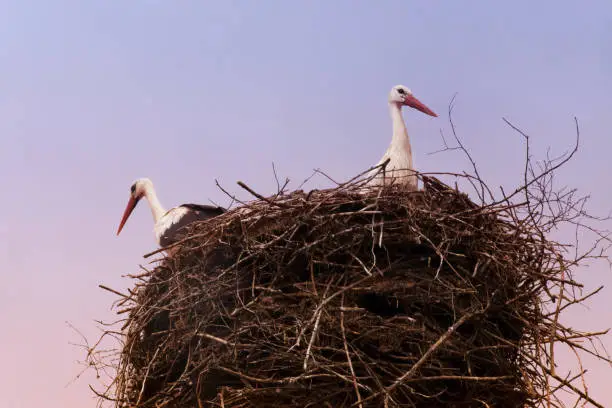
180 203 226 216
158 204 226 247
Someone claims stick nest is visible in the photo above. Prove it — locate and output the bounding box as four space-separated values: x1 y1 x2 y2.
92 173 606 408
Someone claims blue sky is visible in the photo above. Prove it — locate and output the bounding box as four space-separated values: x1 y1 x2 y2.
0 1 610 406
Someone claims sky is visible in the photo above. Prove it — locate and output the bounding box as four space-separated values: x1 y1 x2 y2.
0 1 611 406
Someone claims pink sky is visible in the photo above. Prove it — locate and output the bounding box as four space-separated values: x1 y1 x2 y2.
1 1 610 406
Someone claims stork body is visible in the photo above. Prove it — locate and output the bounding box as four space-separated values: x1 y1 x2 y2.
366 85 437 190
116 178 225 249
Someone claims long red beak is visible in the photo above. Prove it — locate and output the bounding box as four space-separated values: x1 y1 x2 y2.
403 94 437 117
116 196 140 235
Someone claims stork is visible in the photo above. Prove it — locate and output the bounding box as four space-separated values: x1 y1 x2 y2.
366 85 437 190
116 178 225 249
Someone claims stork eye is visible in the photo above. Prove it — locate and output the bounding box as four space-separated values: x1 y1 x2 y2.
130 184 136 193
397 88 406 95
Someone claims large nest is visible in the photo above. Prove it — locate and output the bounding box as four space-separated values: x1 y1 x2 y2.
88 117 611 407
90 171 607 408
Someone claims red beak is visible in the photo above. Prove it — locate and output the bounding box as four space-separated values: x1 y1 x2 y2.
116 196 140 235
403 94 437 117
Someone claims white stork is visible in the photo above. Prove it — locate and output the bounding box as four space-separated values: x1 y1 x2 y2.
116 178 225 248
366 85 437 190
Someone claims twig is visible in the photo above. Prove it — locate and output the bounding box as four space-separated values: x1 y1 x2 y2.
237 180 291 208
341 294 363 407
98 284 129 299
386 310 479 393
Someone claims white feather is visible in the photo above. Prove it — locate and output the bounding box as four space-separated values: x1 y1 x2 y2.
153 206 190 245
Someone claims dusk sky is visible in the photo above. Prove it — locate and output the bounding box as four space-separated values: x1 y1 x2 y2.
1 1 611 406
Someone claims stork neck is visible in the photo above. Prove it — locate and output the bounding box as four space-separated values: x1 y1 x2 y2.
389 102 410 147
143 185 166 223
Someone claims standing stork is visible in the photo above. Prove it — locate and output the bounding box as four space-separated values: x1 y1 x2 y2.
116 178 225 249
366 85 437 190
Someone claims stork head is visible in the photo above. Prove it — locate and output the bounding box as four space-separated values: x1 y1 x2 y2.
389 85 437 117
116 178 153 235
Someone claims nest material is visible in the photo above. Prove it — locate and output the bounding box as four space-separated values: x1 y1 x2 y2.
110 177 581 407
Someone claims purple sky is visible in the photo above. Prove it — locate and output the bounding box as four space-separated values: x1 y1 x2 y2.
1 1 611 406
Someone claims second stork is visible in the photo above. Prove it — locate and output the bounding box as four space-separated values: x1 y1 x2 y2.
367 85 437 190
116 178 225 249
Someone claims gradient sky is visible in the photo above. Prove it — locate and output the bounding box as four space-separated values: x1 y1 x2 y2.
1 1 611 407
